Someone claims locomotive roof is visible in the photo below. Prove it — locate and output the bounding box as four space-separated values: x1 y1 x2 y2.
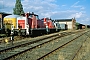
4 15 21 18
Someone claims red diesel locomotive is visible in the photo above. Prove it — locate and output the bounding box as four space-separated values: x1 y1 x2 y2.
4 12 61 36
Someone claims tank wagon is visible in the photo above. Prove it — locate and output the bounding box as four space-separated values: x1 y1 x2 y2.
3 12 61 36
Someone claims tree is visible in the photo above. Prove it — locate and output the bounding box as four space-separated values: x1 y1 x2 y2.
13 0 24 15
75 22 80 29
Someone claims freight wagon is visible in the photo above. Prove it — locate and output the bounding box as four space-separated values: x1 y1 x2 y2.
3 12 61 36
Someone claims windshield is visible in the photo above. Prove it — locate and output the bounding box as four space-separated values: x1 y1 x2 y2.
29 14 39 20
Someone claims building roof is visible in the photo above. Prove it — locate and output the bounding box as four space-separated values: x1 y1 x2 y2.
52 19 73 22
0 12 11 15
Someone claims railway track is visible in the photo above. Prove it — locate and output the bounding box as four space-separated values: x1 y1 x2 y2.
0 36 27 45
71 32 90 60
0 29 85 44
38 30 90 60
37 30 89 60
71 40 86 60
0 29 86 60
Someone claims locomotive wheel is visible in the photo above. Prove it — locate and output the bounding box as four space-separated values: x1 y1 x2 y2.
22 32 25 35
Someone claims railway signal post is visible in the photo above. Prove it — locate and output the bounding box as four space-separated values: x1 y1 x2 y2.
10 33 14 45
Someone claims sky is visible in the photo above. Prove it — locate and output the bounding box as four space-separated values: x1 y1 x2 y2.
0 0 90 25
